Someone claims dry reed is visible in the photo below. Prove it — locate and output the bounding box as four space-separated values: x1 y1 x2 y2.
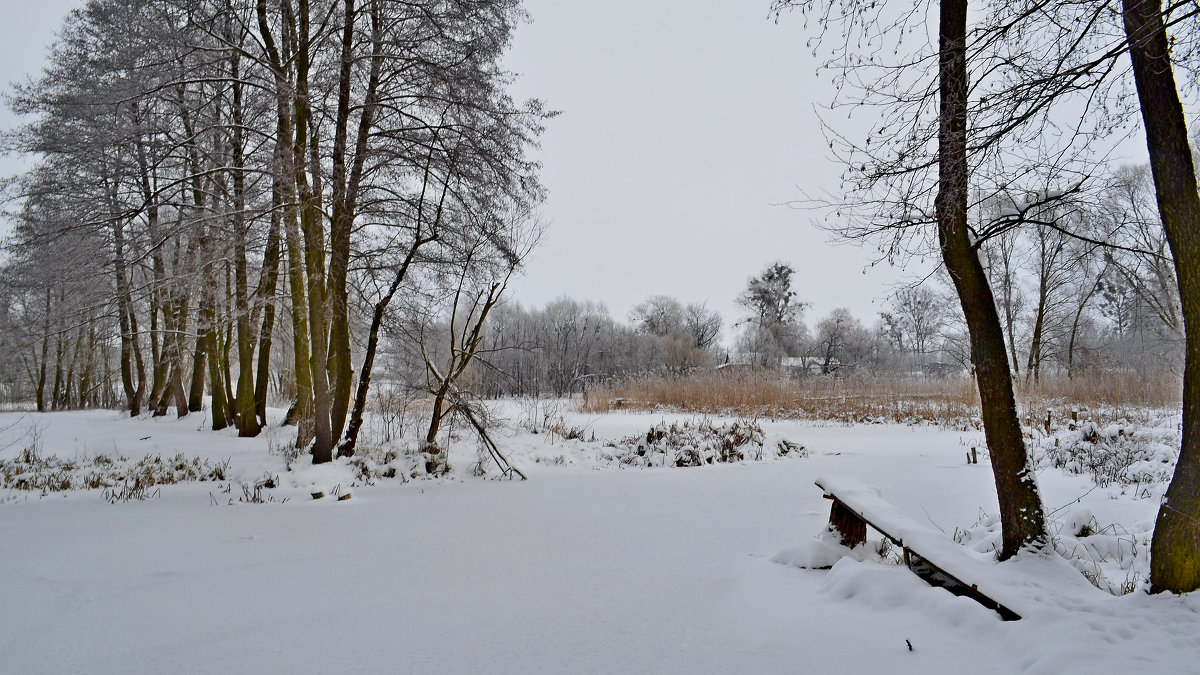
581 368 1182 427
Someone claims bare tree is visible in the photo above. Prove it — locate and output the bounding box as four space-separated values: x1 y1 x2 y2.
1121 0 1200 594
630 295 685 337
683 302 723 351
773 0 1049 557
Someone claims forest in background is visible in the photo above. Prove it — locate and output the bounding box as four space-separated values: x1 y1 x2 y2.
0 0 1191 463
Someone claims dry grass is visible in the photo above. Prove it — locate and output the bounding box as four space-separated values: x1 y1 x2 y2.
1014 369 1182 412
581 368 1182 427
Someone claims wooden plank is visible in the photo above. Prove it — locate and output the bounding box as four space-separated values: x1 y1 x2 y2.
905 550 1021 621
819 487 1022 621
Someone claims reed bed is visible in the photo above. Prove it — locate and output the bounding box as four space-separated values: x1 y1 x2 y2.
581 368 1182 427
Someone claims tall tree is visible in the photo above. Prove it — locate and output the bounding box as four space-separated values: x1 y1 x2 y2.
934 0 1047 556
1121 0 1200 594
773 0 1049 556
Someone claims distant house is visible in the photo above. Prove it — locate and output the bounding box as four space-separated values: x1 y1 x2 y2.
716 351 760 374
781 356 840 376
718 352 839 376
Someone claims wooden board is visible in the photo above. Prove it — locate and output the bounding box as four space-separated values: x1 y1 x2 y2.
816 476 1022 621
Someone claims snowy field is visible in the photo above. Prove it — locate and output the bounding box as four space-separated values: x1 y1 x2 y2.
1 403 1198 674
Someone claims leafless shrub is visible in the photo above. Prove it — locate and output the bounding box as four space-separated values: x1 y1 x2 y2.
1033 419 1179 488
103 478 160 503
616 419 766 467
1 451 230 494
372 388 418 444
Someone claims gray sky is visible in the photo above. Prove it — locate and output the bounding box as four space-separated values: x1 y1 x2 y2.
502 0 916 335
0 0 78 146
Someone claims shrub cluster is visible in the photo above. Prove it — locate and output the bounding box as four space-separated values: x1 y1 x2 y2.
1032 419 1179 487
1 451 229 493
612 419 774 467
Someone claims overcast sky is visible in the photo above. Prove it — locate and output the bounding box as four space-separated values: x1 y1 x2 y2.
2 0 1169 343
502 0 922 335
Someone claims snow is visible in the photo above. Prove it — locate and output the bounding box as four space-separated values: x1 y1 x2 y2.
1 405 1199 673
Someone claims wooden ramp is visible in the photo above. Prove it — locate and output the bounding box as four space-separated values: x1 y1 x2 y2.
815 476 1022 621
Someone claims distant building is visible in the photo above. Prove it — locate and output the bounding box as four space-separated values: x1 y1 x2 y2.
781 356 839 376
719 352 839 376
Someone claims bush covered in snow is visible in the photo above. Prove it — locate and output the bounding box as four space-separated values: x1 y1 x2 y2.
0 449 229 494
1052 507 1148 595
950 505 1149 596
609 419 788 467
1031 418 1179 487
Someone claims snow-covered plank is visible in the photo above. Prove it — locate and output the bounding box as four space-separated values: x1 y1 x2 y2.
815 475 1022 620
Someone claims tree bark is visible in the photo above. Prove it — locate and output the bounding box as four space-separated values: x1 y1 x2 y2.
254 204 283 426
35 289 49 412
294 0 334 463
188 332 207 412
326 0 357 444
936 0 1047 560
328 0 382 442
338 255 413 457
112 215 142 416
1122 0 1200 594
206 317 229 431
230 51 261 438
259 0 314 449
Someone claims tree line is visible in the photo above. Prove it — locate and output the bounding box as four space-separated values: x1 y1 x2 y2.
0 0 547 465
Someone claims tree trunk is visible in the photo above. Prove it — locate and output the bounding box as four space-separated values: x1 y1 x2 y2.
254 208 283 426
258 0 314 449
149 291 166 407
1026 293 1046 383
424 384 450 475
295 0 333 463
326 0 357 443
337 307 382 458
35 288 50 412
153 305 179 418
328 0 382 442
230 54 261 438
51 332 64 411
936 0 1046 560
130 304 146 412
1067 268 1104 378
1122 0 1200 594
188 332 207 412
112 215 142 416
222 318 236 423
206 322 229 431
338 244 419 457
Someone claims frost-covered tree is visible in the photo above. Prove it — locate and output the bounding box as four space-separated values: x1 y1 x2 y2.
738 262 808 364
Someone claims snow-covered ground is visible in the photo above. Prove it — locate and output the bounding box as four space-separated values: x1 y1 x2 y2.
1 403 1197 674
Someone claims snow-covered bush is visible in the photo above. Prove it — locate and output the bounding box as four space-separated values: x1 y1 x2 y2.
343 445 407 483
1051 507 1148 596
951 505 1149 596
0 451 230 493
615 419 768 467
1031 418 1179 487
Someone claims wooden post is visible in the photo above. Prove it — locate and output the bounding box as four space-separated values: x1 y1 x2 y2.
829 499 867 548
